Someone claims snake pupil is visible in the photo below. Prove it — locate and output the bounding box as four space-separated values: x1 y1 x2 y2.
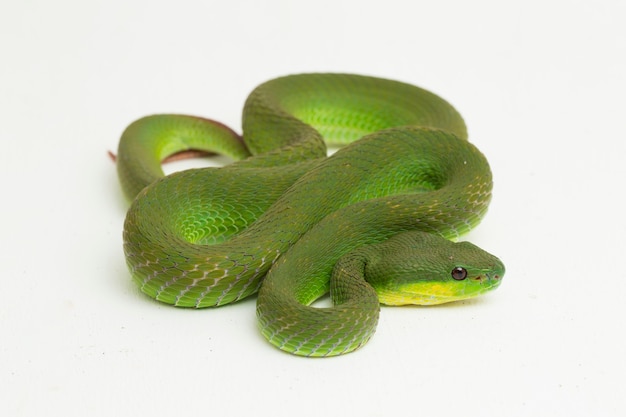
451 267 468 281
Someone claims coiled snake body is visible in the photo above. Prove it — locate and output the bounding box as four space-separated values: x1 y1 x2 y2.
116 74 505 357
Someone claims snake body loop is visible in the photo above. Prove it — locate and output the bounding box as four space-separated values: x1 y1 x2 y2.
117 74 504 356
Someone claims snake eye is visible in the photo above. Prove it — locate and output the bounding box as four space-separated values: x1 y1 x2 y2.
451 267 468 281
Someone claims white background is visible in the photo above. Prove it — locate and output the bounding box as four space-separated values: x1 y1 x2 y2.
1 0 624 416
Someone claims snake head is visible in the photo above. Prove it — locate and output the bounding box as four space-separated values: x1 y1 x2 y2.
364 232 505 306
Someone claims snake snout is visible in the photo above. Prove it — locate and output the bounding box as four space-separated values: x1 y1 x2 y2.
492 261 505 281
485 263 505 288
472 267 504 287
488 273 502 285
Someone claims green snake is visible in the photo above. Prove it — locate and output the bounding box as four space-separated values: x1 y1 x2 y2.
116 73 505 357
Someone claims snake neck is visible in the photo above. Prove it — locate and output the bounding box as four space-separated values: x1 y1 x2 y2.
257 250 381 357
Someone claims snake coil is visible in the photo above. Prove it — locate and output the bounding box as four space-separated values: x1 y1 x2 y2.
117 74 504 357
